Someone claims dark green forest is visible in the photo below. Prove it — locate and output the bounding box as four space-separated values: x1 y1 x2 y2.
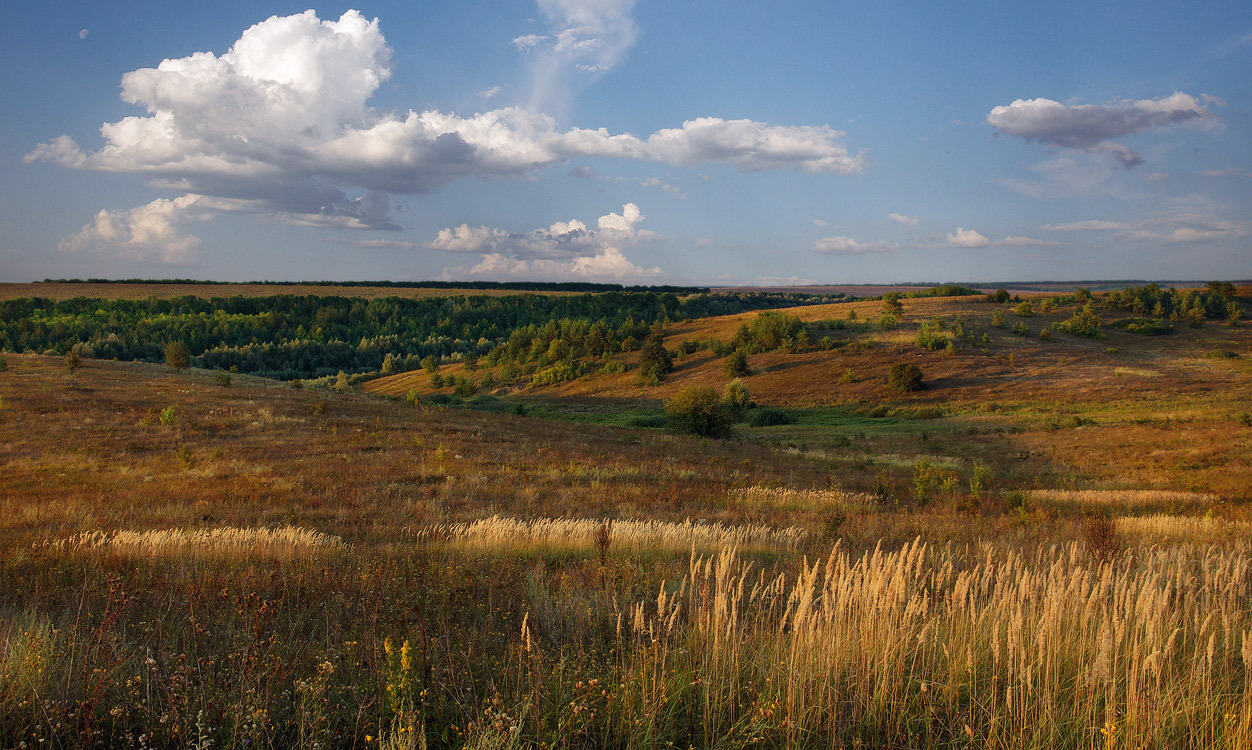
0 291 841 380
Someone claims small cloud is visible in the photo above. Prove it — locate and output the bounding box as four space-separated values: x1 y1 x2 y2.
512 33 547 50
1145 171 1168 181
78 29 89 40
810 219 828 227
478 85 502 101
754 275 817 286
1037 220 1129 232
888 213 919 226
694 237 711 247
992 235 1062 247
945 227 989 248
340 238 419 250
812 236 898 254
1199 168 1247 177
568 166 601 179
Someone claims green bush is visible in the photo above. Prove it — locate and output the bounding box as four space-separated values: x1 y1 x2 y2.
0 354 7 372
746 407 793 427
887 363 924 392
1205 350 1239 359
65 350 82 373
665 386 735 438
212 371 232 387
1013 301 1034 317
986 289 1011 303
1054 306 1104 339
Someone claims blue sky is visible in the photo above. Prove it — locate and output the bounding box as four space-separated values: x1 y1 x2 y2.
2 0 1249 284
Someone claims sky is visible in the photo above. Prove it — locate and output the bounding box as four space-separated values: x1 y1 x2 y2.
2 0 1250 285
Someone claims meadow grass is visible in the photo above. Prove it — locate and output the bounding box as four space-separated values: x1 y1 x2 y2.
418 515 808 554
37 526 346 559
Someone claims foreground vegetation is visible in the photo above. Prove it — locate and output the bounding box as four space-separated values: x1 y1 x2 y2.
1 283 1250 748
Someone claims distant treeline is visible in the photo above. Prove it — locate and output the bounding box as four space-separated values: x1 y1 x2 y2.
1 291 839 380
39 278 710 294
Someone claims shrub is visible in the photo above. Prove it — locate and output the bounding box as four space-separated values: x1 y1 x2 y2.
878 313 899 331
839 367 857 384
159 406 176 426
1041 298 1055 314
430 372 445 388
723 349 751 377
1205 349 1239 359
746 407 793 427
665 386 735 438
0 354 7 372
1054 306 1104 339
1039 329 1053 341
882 294 905 315
164 341 190 372
887 363 923 392
722 379 751 419
1085 516 1120 562
627 414 668 428
601 359 626 375
290 378 304 389
212 371 232 387
1013 301 1034 317
420 355 439 374
986 289 1010 303
1011 321 1029 335
969 462 991 498
991 311 1005 328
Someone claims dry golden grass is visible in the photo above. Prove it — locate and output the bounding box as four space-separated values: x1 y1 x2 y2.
1117 514 1252 544
418 515 808 554
36 526 345 559
725 485 876 511
616 539 1252 746
1028 488 1219 514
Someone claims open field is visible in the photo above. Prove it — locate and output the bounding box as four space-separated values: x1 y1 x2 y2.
2 285 1251 748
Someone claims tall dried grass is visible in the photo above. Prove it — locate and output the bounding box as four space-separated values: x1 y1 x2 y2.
37 526 345 559
419 515 807 554
726 485 876 511
1028 489 1218 514
605 539 1252 746
1118 514 1252 544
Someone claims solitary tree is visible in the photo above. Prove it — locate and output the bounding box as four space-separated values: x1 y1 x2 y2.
164 340 190 372
723 349 751 378
637 332 673 384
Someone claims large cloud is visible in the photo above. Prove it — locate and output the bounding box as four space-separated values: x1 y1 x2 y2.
27 9 863 237
431 203 662 282
987 92 1218 167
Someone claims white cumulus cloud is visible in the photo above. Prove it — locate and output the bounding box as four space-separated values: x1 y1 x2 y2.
58 195 207 264
945 227 989 248
27 9 865 240
430 203 662 282
987 92 1219 167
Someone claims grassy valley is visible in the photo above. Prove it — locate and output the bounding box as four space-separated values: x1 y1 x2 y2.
1 283 1250 748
